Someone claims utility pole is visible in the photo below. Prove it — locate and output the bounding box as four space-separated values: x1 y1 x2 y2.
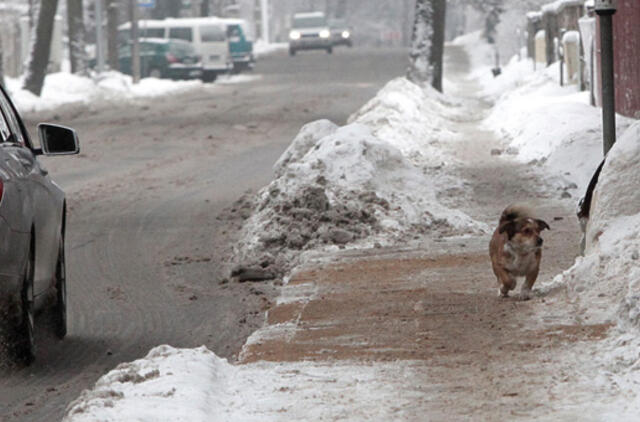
595 0 617 155
95 0 105 73
129 0 140 83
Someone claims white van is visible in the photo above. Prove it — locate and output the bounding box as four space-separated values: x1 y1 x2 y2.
118 17 232 82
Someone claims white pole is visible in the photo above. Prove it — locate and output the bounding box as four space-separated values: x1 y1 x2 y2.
95 0 105 73
260 0 269 43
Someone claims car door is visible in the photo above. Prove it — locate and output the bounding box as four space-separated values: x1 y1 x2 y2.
0 88 61 296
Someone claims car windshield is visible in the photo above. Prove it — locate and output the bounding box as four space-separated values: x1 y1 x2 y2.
293 16 326 28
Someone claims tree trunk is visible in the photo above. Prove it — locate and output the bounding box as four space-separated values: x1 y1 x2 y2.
429 0 446 92
24 0 60 96
201 0 210 16
407 0 446 91
107 0 119 70
67 0 87 75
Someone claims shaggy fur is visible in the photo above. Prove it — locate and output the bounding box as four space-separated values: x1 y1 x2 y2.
489 205 550 300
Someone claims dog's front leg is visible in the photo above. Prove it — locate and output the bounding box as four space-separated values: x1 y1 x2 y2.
496 269 516 298
520 270 539 301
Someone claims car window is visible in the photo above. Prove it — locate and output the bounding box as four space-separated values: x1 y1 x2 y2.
142 28 165 38
201 25 226 42
293 16 327 28
0 89 26 145
169 27 193 42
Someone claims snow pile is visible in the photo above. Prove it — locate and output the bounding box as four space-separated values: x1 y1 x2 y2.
547 121 640 417
5 71 251 113
456 32 633 194
230 78 485 279
64 346 239 422
63 345 432 422
348 77 460 167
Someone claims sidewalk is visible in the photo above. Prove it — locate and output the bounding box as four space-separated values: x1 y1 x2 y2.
236 45 610 420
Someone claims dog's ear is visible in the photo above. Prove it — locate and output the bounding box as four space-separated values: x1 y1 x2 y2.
499 221 518 239
536 219 550 231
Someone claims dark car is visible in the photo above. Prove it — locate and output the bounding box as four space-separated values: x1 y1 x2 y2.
117 38 203 80
329 19 353 47
0 84 79 364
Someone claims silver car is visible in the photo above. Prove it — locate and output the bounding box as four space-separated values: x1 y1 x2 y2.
0 85 79 365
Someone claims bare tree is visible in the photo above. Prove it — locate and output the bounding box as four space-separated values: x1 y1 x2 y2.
67 0 87 75
107 0 119 70
407 0 446 91
24 0 60 96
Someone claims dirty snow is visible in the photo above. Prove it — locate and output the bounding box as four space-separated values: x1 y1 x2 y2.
228 77 486 279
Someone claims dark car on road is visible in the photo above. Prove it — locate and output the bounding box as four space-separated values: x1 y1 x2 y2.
117 38 203 80
0 85 79 365
329 19 353 47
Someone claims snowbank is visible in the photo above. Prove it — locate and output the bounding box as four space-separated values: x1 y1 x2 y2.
547 121 640 418
5 71 255 114
63 345 431 422
229 77 486 279
456 32 634 194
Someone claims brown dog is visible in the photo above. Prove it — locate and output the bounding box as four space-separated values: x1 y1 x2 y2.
489 205 550 300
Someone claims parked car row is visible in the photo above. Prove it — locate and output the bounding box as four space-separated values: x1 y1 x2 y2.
288 12 352 56
114 17 254 82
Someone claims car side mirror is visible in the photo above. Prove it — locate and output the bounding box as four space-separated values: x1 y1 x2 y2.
38 123 80 156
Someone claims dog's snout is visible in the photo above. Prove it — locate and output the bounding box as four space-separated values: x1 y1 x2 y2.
536 237 543 246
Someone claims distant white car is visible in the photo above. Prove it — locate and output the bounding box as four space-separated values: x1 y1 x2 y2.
288 12 333 56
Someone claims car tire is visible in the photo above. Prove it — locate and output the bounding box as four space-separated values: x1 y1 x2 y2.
11 247 36 365
289 48 296 56
53 237 67 340
202 72 217 83
327 47 333 54
149 68 162 78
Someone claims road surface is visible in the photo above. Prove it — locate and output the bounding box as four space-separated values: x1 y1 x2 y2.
0 47 408 421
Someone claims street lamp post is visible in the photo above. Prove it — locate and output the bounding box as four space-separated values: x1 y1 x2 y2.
595 0 617 155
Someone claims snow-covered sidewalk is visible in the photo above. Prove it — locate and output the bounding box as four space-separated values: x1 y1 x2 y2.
63 33 640 421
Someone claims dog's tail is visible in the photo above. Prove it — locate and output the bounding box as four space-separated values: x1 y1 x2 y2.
499 204 534 225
